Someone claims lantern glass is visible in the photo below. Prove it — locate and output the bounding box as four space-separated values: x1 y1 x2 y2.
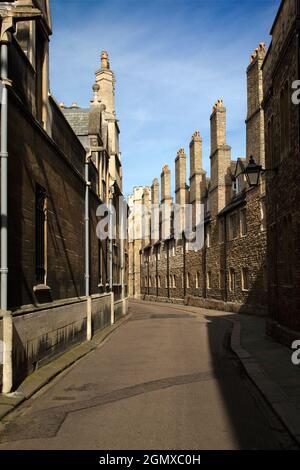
243 156 262 187
247 170 260 187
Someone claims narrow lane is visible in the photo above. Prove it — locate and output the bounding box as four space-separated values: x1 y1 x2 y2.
0 301 291 449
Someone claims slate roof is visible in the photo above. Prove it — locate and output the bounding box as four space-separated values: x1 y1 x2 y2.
62 108 89 137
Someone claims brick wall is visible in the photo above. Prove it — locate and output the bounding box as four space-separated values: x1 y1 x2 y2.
263 0 300 335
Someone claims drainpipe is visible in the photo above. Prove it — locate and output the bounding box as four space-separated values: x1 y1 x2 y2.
167 240 170 299
120 195 126 316
0 41 13 395
109 189 114 324
224 214 228 303
1 42 9 313
183 233 186 299
156 247 158 298
85 152 92 341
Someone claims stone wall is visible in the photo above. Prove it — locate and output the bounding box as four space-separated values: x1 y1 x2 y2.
263 0 300 337
0 293 127 388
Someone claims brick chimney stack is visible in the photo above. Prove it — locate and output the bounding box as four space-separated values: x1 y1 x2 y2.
151 178 160 205
209 100 231 216
246 42 266 166
151 178 160 242
161 165 173 206
175 148 187 206
189 131 206 226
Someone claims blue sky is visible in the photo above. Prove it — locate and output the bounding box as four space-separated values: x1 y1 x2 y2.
49 0 280 196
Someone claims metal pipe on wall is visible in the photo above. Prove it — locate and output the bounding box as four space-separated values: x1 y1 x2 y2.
109 190 114 324
1 43 9 312
85 154 92 341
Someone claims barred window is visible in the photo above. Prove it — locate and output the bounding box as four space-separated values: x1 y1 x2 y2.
219 219 225 243
260 198 266 231
196 271 201 289
35 184 47 284
280 81 290 158
267 116 277 169
207 272 212 290
206 225 211 247
283 215 293 285
219 270 225 289
241 268 250 291
229 269 236 292
240 209 247 236
229 213 238 240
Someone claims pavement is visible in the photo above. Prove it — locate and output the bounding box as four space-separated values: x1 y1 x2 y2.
0 300 299 449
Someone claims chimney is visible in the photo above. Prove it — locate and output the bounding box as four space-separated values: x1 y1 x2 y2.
161 165 172 240
161 165 172 206
151 178 160 205
209 100 231 216
189 131 206 226
175 148 187 206
142 187 151 247
210 99 226 154
151 178 160 242
246 42 266 166
95 51 115 116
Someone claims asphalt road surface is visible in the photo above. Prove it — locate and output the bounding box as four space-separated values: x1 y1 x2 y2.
0 301 295 450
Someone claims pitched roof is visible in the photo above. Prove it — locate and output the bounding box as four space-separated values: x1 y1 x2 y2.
62 108 89 137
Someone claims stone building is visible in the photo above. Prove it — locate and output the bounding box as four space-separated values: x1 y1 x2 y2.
0 0 127 389
262 0 300 343
129 43 268 315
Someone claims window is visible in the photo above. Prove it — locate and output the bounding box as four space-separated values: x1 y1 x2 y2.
157 247 160 261
262 265 268 291
240 209 247 236
268 116 278 169
173 275 176 288
229 269 236 292
241 268 250 291
36 184 47 284
229 213 238 240
206 225 211 247
232 178 237 197
219 270 225 289
170 240 175 257
207 272 212 290
280 81 290 158
186 273 191 289
219 219 225 243
35 25 47 124
158 276 161 288
196 271 201 289
16 21 31 58
169 275 172 288
283 215 293 285
260 198 266 231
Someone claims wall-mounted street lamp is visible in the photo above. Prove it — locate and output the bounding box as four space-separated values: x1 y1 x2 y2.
243 156 262 187
242 155 278 187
